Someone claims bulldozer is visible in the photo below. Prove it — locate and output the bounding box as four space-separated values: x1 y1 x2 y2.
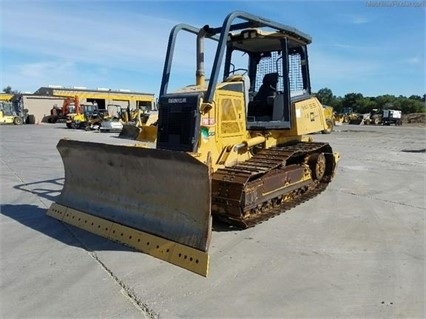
47 11 339 276
118 106 158 141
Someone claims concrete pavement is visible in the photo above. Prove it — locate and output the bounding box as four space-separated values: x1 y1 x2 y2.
1 123 424 318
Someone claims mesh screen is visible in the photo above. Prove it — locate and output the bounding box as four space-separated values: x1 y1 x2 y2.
255 52 304 94
288 54 304 93
255 52 282 91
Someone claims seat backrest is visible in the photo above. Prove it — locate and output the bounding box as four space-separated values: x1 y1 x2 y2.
263 72 279 87
253 72 279 102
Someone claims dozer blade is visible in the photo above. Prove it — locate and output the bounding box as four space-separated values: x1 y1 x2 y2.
47 139 211 276
118 123 140 139
136 125 157 142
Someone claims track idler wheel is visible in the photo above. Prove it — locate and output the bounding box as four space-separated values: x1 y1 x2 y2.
308 153 326 181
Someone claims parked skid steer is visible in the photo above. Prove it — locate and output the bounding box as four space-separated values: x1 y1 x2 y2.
47 11 340 276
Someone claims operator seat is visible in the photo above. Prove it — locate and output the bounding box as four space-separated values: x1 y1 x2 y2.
253 72 279 102
248 72 279 119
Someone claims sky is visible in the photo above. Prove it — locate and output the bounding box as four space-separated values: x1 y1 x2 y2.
0 0 425 98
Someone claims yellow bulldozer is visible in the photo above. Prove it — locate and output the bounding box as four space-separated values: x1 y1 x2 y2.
48 11 339 276
118 107 158 141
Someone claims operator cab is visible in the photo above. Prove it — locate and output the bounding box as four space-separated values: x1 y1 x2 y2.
224 29 312 130
157 12 313 152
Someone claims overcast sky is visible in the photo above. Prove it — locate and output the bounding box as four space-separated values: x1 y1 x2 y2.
1 0 424 97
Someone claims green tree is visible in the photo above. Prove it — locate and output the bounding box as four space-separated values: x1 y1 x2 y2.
357 97 378 114
342 93 364 112
315 87 334 105
409 95 422 101
2 86 20 94
399 97 424 114
375 95 397 109
3 86 12 93
329 96 343 113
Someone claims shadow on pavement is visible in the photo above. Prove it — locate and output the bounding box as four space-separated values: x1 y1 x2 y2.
1 203 80 247
5 177 135 253
14 177 64 202
1 203 134 253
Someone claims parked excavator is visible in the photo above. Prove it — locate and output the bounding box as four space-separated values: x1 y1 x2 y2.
63 96 80 128
48 96 78 124
48 11 339 276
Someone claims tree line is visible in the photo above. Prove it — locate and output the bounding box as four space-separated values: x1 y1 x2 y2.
315 88 425 115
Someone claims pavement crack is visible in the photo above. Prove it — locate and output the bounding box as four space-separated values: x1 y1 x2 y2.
1 158 25 183
90 252 159 319
335 189 425 210
62 223 159 319
1 158 50 209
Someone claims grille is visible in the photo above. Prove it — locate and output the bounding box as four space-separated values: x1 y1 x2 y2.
157 94 201 152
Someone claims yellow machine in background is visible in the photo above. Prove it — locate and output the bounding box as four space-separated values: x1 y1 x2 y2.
0 101 35 125
333 113 345 126
118 107 158 141
48 11 339 276
66 102 104 130
0 102 24 125
0 93 14 102
322 105 334 133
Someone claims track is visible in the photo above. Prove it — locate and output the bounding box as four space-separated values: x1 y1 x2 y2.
211 142 336 228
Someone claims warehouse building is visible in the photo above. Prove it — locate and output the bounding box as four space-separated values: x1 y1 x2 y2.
10 86 156 124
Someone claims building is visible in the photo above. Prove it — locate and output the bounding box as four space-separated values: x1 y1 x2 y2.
10 86 156 124
34 86 156 110
11 94 67 123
